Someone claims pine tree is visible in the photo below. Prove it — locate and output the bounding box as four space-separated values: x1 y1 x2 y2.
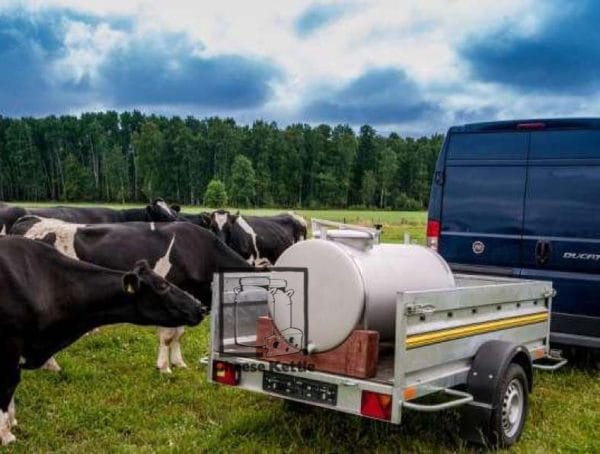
229 155 256 208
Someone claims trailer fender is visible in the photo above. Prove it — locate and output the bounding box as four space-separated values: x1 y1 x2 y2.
461 340 533 445
468 340 533 402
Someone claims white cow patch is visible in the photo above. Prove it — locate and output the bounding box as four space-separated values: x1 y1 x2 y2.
152 235 186 373
287 211 308 228
8 398 16 428
156 200 172 217
150 222 156 231
156 326 187 373
0 410 15 445
236 216 261 262
214 212 228 230
153 235 176 278
0 225 6 236
23 217 84 260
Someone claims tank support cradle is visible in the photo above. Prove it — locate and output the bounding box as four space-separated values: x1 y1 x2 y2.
256 316 380 379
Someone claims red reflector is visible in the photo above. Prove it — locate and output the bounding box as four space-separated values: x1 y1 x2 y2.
516 122 545 130
361 390 392 421
212 360 240 386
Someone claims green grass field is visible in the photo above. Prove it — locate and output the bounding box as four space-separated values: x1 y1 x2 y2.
4 204 599 452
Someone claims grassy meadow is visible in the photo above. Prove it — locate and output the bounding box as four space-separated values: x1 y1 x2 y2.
4 204 599 453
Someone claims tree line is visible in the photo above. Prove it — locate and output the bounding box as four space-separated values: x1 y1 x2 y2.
0 112 443 209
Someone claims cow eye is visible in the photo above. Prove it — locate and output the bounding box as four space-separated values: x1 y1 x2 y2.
158 282 169 291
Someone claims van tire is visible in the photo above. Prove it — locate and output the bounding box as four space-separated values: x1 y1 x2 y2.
488 363 529 448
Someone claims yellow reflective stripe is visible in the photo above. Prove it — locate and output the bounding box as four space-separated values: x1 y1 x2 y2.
406 312 549 349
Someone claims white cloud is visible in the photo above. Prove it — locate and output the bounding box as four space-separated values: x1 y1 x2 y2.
1 0 579 134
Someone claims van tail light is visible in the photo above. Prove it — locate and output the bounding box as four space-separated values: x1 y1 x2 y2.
426 219 441 251
516 122 545 130
361 390 392 421
212 360 240 386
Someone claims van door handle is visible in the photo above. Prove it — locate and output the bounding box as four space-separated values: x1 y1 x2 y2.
535 240 552 265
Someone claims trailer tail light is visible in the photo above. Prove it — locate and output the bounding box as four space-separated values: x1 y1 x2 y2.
212 360 240 386
361 390 392 421
426 219 440 251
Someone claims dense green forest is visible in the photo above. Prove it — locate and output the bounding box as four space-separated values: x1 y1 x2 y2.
0 111 443 209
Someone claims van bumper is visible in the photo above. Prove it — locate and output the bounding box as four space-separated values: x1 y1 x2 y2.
551 312 600 348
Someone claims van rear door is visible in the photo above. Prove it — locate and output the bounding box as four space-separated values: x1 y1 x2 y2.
522 129 600 346
439 132 528 274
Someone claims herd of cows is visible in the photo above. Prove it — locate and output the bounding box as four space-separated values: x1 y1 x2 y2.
0 199 307 445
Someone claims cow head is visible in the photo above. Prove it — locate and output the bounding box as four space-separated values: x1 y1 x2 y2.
146 198 180 222
122 260 206 327
209 210 238 243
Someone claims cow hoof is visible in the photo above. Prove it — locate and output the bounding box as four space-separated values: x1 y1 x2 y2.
42 359 61 372
172 361 188 369
158 366 172 374
9 419 17 428
1 432 16 446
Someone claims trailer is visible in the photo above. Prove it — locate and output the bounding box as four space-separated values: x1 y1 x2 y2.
208 220 565 448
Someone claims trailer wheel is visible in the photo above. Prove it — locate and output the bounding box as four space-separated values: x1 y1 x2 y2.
488 363 529 448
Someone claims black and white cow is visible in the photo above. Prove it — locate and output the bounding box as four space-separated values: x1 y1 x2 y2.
0 198 180 234
177 211 212 229
209 210 307 265
0 237 205 445
10 217 251 373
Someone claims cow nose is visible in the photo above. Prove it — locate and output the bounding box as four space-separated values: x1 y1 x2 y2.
200 305 210 315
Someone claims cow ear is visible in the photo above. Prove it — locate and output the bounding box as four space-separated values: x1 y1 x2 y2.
171 204 181 213
200 212 211 226
122 272 140 295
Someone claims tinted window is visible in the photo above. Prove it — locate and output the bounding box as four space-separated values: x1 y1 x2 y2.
447 132 528 160
524 166 600 237
530 130 600 159
442 166 526 233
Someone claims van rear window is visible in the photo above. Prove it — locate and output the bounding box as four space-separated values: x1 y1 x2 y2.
530 130 600 159
447 132 528 160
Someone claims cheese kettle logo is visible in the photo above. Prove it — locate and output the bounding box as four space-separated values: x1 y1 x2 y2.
472 241 485 255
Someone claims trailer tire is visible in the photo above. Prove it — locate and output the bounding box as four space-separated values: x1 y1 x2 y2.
488 363 529 448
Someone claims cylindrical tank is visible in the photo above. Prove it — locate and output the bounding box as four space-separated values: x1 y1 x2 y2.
274 239 455 352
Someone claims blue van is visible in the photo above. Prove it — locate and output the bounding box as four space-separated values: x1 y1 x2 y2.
427 118 600 349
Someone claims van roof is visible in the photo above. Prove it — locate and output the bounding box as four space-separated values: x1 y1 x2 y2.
450 118 600 133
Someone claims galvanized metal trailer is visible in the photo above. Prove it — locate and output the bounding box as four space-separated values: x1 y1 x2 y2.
208 222 565 448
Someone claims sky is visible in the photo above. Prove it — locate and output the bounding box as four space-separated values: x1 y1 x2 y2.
0 0 599 135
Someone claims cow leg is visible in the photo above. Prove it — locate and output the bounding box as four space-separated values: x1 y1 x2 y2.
8 398 16 427
41 356 61 372
255 258 272 268
156 328 173 374
0 340 21 445
169 327 187 369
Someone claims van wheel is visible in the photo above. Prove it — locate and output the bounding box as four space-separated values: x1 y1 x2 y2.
488 363 529 448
